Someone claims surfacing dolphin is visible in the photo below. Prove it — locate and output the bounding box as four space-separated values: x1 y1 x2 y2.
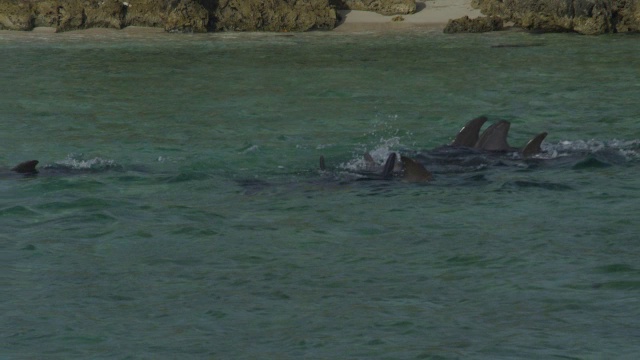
0 160 39 179
475 120 548 156
2 157 124 179
320 153 432 183
475 120 512 151
451 116 488 147
11 160 39 174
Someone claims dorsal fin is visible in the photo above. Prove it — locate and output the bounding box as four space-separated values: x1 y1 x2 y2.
319 155 326 170
400 156 433 182
11 160 39 174
475 120 511 151
381 153 397 180
451 116 488 147
364 153 375 165
521 132 548 157
363 153 377 171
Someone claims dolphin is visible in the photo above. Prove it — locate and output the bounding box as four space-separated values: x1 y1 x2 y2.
320 153 432 183
321 152 398 180
475 120 512 151
473 120 547 156
2 157 125 178
400 156 433 182
317 118 547 183
11 160 39 174
450 117 547 156
451 116 488 147
0 160 39 179
521 132 548 158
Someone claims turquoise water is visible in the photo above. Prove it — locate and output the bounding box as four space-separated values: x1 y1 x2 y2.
2 28 640 358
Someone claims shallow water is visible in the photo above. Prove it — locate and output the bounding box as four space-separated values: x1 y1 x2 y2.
2 28 640 359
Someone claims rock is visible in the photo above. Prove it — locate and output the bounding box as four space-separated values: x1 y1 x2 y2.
330 0 416 15
0 1 35 30
472 0 640 34
83 0 128 30
0 0 336 32
33 1 58 28
122 0 170 28
56 2 85 31
443 15 503 33
213 0 336 32
49 0 128 31
123 0 210 32
614 0 640 33
165 0 209 33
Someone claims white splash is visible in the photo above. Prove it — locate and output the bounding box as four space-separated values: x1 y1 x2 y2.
54 154 118 170
340 136 404 172
541 139 640 161
240 145 260 154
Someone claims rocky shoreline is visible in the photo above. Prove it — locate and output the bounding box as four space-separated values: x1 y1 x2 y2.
471 0 640 35
0 0 638 35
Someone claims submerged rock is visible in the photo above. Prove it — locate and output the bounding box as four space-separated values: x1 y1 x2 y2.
443 15 503 33
329 0 416 15
472 0 640 34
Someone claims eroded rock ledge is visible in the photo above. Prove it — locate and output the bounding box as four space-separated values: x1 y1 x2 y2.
1 0 639 34
329 0 416 16
0 0 415 33
0 0 337 32
444 15 503 33
471 0 640 35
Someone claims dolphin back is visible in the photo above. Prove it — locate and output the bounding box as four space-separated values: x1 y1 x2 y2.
11 160 39 174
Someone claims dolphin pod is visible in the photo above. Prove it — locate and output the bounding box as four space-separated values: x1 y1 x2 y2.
320 117 548 183
451 116 548 155
7 118 546 184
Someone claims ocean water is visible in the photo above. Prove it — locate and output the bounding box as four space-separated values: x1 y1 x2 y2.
1 28 640 359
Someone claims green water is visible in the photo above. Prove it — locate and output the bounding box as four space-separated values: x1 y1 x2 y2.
2 29 640 359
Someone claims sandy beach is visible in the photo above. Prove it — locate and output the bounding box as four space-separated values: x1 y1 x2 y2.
334 0 483 32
